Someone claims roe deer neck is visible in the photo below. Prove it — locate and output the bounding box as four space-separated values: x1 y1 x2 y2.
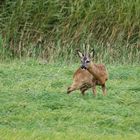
87 62 104 84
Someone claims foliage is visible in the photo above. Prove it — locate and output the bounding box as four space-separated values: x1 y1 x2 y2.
0 0 140 62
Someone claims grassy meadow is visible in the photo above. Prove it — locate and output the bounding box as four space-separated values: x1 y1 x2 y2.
0 0 140 139
0 59 140 140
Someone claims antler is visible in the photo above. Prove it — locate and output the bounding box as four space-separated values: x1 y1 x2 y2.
86 44 90 56
82 43 91 56
82 43 86 56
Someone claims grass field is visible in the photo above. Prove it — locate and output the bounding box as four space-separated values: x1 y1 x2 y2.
0 59 140 140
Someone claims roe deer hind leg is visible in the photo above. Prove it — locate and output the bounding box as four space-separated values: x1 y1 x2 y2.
92 83 97 96
67 86 76 94
102 84 107 96
67 83 80 94
80 87 88 95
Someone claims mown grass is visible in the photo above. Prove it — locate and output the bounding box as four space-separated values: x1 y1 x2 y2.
0 59 140 140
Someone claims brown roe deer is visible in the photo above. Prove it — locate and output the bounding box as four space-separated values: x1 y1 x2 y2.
77 44 108 95
67 47 108 96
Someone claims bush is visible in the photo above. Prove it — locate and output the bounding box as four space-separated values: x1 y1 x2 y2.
0 0 140 63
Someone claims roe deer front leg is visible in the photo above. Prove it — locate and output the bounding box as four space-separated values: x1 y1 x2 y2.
92 83 97 96
102 84 106 96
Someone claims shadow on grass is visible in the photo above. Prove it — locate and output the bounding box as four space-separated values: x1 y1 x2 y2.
128 87 140 92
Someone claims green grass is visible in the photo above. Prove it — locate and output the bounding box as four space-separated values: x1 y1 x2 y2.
0 59 140 140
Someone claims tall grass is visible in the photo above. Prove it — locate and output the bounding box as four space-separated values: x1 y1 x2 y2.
0 0 140 63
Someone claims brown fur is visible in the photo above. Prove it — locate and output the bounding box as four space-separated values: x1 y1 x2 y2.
86 62 108 95
88 63 108 85
76 47 109 96
67 67 103 95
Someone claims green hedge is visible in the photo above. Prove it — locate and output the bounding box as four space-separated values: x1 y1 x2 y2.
0 0 140 62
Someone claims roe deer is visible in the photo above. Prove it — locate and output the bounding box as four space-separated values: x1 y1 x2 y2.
76 44 108 96
67 49 106 96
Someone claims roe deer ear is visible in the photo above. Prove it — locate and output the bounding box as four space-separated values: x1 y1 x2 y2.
76 50 83 58
89 49 95 58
